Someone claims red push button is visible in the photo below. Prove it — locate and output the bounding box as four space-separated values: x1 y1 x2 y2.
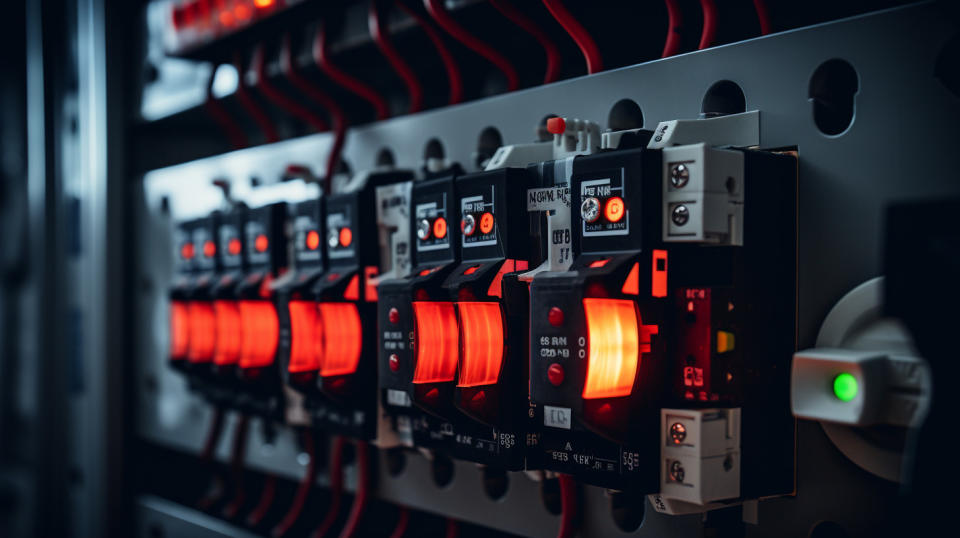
389 353 400 372
548 363 565 386
548 306 564 327
388 307 400 324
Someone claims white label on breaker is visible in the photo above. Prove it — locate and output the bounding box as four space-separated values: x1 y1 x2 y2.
544 405 572 430
527 186 570 211
387 389 412 407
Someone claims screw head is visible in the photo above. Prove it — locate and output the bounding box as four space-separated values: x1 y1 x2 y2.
669 422 687 444
581 197 601 223
416 218 432 240
670 163 689 188
671 204 690 226
461 214 476 236
327 229 340 248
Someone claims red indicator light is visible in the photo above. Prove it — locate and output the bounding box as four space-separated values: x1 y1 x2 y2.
170 301 190 359
253 0 275 8
546 116 566 134
187 302 216 363
621 262 640 295
203 240 216 258
388 307 400 324
238 300 279 368
181 242 195 260
339 227 353 247
389 353 400 372
463 265 479 276
547 363 565 386
652 249 668 298
233 1 252 22
604 196 625 222
433 217 448 239
457 302 504 387
288 300 320 373
479 212 495 235
213 300 241 366
412 301 459 384
228 237 242 255
589 259 609 268
548 306 564 327
218 8 234 27
255 234 269 252
582 298 639 399
318 303 362 376
306 230 320 250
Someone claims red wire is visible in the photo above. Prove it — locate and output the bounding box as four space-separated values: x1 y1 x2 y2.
222 414 251 519
272 430 318 537
313 22 390 121
445 518 459 538
698 0 718 50
199 406 225 461
753 0 772 35
338 440 371 538
541 0 602 74
281 33 347 196
370 1 424 113
312 436 346 538
234 53 280 143
247 474 278 528
389 507 410 538
423 0 519 91
661 0 683 58
253 43 329 133
490 0 561 84
204 66 249 149
557 474 577 538
394 0 462 105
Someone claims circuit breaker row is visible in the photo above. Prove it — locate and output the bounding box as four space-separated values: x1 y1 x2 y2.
168 111 797 514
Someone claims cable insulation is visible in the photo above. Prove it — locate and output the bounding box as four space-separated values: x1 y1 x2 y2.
423 0 519 91
272 430 318 537
661 0 683 58
389 507 410 538
370 1 424 113
557 474 577 538
204 66 249 149
445 518 459 538
337 440 371 538
247 474 278 528
253 43 329 132
234 53 280 143
490 0 561 84
698 0 718 50
753 0 772 35
541 0 602 74
395 0 462 105
222 414 251 519
311 436 346 538
313 23 390 120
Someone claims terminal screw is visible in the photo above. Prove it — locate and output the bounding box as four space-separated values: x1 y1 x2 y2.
461 214 476 236
416 218 432 240
671 205 689 226
327 229 340 249
669 460 685 482
581 197 601 223
670 163 689 188
669 422 687 444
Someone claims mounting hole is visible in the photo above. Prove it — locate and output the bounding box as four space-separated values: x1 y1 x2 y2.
481 467 510 501
935 33 960 97
610 490 646 532
375 147 396 167
809 59 859 136
431 454 455 488
702 80 746 116
540 477 562 515
808 521 849 538
423 138 445 161
384 447 406 477
607 99 645 131
475 126 503 169
536 114 558 142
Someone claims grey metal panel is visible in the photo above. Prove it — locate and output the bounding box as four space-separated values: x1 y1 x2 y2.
137 495 262 538
136 3 960 536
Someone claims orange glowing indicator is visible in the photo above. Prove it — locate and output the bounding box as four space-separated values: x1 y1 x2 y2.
213 300 241 366
287 300 320 373
254 234 269 252
228 237 242 255
604 196 625 222
318 303 363 376
187 302 216 363
306 230 320 250
433 217 448 239
412 301 459 384
253 0 275 8
238 300 279 368
203 240 216 258
181 242 195 260
339 227 353 247
479 212 495 235
170 301 190 359
233 2 252 22
457 302 504 387
582 298 640 399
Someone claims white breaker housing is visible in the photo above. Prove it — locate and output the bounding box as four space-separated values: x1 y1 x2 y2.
659 407 741 505
661 143 744 245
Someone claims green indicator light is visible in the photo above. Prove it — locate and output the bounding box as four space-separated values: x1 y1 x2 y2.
833 373 859 402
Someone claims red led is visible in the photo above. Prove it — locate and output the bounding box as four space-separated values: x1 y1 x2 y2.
547 363 565 386
253 0 275 8
389 353 400 372
228 237 242 255
546 116 566 134
604 196 625 222
548 306 564 327
203 240 216 258
433 217 448 239
479 212 495 235
306 230 320 250
339 227 353 247
388 307 400 324
255 234 269 252
181 242 195 260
